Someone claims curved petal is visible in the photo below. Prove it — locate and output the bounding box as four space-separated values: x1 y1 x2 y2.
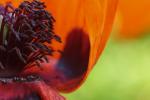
117 0 150 38
0 0 118 92
42 0 118 92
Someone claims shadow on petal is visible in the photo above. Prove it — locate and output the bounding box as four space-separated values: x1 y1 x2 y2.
46 28 91 92
57 28 90 79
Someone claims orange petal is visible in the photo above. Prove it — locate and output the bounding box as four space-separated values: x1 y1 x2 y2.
117 0 150 38
42 0 118 92
0 0 22 7
0 0 118 93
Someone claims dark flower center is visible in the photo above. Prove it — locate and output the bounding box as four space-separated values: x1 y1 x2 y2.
0 0 61 76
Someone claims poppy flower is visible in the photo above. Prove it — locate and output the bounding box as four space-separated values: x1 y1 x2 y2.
116 0 150 38
0 0 118 100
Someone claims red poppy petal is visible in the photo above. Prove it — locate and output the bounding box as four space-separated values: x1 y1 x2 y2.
0 81 65 100
0 0 118 93
38 0 118 92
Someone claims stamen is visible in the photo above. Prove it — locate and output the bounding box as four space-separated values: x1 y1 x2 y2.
0 0 61 72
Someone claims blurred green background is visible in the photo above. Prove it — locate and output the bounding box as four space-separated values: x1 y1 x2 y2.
64 31 150 100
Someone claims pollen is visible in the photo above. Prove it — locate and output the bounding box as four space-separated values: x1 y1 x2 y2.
0 0 61 72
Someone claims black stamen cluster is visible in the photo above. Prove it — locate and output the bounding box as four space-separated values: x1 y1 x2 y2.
0 0 61 71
